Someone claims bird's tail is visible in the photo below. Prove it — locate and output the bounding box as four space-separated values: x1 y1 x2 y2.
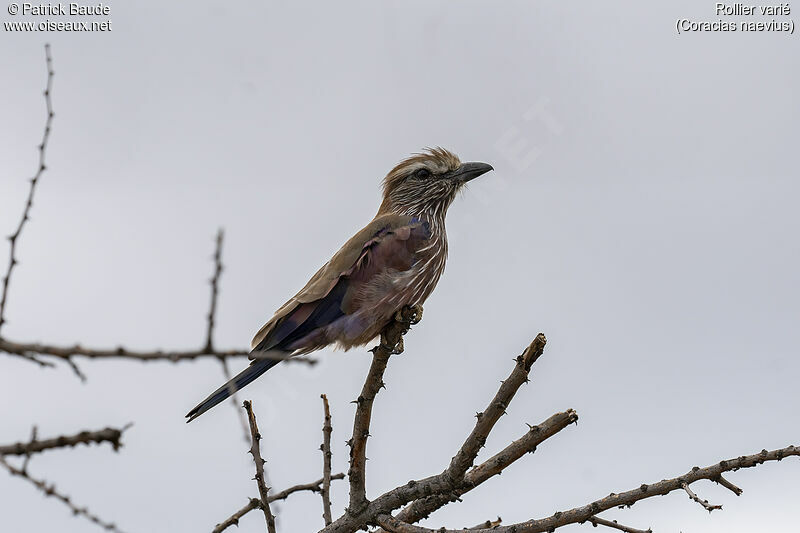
185 353 283 422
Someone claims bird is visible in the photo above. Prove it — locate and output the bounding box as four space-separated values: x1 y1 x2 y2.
186 147 493 422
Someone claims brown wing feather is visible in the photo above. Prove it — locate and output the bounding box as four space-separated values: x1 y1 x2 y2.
249 214 417 350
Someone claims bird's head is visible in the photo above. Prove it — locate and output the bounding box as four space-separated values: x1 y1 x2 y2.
378 147 493 218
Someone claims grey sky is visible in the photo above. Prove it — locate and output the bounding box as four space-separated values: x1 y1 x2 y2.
1 1 798 532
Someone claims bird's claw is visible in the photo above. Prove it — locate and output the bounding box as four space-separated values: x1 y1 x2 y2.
392 337 405 355
396 305 423 325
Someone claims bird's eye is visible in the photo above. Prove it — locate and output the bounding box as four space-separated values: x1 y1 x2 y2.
414 168 431 179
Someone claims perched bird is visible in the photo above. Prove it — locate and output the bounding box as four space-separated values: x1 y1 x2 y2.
186 148 493 421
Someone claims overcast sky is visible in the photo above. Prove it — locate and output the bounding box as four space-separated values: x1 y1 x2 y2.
1 2 798 532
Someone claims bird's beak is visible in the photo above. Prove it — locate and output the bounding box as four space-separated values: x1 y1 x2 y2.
450 162 494 183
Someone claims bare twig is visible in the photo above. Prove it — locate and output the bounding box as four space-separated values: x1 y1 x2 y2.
348 305 422 514
586 516 651 533
681 481 722 512
243 400 277 533
713 474 743 496
271 473 345 502
10 351 55 368
213 498 261 533
321 394 334 525
0 426 127 456
0 455 124 532
214 473 346 533
0 44 54 337
374 446 800 533
64 355 87 381
205 229 223 352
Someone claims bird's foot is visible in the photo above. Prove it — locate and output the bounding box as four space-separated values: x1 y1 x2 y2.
395 305 423 326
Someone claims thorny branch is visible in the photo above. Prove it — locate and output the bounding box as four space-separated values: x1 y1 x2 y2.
347 305 422 514
0 426 129 457
0 44 54 338
324 324 799 533
321 393 334 526
0 338 314 365
205 228 224 353
243 400 277 533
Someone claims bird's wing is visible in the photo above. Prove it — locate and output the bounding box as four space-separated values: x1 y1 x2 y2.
250 214 430 353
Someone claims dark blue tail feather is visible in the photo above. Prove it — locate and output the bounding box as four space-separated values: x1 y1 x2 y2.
185 355 282 422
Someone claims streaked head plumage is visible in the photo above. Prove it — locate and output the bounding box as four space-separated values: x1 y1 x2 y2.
378 147 492 217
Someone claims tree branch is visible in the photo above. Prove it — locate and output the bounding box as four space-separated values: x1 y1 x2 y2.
0 426 128 456
0 338 314 364
243 400 277 533
321 393 334 526
347 305 422 514
376 445 800 533
0 44 54 338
